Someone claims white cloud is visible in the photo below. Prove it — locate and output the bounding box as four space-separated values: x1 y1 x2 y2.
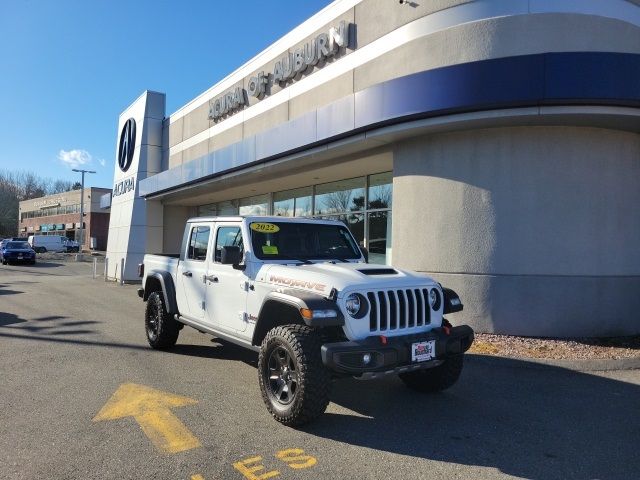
98 158 106 167
57 149 93 168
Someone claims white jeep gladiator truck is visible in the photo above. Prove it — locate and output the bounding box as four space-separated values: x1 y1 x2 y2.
138 216 473 426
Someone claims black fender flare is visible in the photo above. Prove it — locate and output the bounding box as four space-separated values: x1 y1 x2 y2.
143 270 179 315
442 287 463 314
251 289 344 346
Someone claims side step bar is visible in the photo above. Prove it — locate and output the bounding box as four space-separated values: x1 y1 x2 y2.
175 314 260 352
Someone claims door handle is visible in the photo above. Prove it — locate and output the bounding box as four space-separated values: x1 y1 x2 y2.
205 275 219 283
182 271 192 277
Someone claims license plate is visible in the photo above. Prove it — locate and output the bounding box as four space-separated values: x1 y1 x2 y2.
411 340 436 362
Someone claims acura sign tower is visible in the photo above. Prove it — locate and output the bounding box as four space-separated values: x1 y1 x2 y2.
105 91 165 282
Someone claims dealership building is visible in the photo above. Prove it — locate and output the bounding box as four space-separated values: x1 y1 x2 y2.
105 0 640 337
19 187 112 250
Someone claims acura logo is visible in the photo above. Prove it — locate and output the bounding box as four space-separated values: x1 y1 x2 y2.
118 118 136 172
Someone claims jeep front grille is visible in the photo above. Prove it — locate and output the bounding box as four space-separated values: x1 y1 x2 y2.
367 289 431 332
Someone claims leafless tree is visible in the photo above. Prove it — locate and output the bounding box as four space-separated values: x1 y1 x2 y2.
52 179 75 193
317 190 353 215
0 170 81 237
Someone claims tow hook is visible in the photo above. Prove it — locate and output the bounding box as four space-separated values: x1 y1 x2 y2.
442 318 453 335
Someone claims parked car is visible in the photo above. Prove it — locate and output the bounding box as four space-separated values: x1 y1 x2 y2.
28 235 68 253
63 239 80 252
1 241 36 265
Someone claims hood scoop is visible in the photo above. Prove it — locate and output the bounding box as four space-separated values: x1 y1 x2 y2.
357 268 398 275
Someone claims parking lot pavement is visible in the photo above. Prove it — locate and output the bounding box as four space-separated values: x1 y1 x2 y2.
1 261 639 480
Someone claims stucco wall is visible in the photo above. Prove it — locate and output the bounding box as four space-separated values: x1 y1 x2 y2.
393 126 640 336
167 3 640 166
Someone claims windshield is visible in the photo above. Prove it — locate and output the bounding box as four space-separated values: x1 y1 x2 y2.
7 242 30 249
250 221 361 261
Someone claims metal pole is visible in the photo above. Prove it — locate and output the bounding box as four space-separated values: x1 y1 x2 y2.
71 168 95 262
104 257 108 282
93 257 97 279
79 170 85 254
120 258 125 286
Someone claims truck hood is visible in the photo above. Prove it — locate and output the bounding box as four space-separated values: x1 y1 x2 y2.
256 262 437 298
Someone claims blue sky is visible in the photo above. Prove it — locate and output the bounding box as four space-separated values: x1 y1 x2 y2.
0 0 331 188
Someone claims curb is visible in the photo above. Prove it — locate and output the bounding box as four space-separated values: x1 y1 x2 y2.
467 353 640 372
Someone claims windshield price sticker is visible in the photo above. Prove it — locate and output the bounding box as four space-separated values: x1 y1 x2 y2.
250 223 280 233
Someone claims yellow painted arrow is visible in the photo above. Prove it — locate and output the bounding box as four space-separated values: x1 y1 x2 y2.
93 383 201 454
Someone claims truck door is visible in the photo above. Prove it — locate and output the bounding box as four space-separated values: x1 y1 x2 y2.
177 224 211 321
205 223 248 332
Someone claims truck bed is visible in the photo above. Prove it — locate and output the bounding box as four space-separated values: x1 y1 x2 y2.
143 254 180 288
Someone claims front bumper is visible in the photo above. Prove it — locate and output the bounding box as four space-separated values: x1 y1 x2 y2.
3 255 35 263
321 325 474 377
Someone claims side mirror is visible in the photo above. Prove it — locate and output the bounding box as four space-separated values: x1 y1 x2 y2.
221 246 242 266
360 247 369 263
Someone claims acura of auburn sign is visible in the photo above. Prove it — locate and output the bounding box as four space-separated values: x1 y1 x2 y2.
208 21 353 121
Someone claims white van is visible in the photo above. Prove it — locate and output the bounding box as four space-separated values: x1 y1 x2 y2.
28 235 68 253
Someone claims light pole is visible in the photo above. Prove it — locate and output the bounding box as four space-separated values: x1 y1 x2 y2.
72 168 95 261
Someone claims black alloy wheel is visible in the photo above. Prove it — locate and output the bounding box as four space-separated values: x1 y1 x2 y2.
144 291 179 349
266 346 300 405
258 324 331 426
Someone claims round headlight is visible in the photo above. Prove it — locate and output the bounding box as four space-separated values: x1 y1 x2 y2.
429 288 441 310
345 293 362 317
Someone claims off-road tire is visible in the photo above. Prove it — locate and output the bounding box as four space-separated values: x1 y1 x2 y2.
145 291 179 350
399 355 464 393
258 324 331 426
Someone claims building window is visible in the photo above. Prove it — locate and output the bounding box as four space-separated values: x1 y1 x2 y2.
273 187 312 217
195 171 393 265
368 172 392 209
19 203 81 220
367 210 391 265
314 177 365 216
197 203 217 216
239 194 269 216
197 200 239 217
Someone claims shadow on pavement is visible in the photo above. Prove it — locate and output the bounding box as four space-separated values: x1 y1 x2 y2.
31 262 64 268
1 315 99 335
301 354 640 480
0 281 24 296
1 261 63 268
0 288 23 296
50 329 97 335
169 340 258 367
573 336 640 351
0 312 26 326
33 315 67 322
0 329 637 479
0 266 70 276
